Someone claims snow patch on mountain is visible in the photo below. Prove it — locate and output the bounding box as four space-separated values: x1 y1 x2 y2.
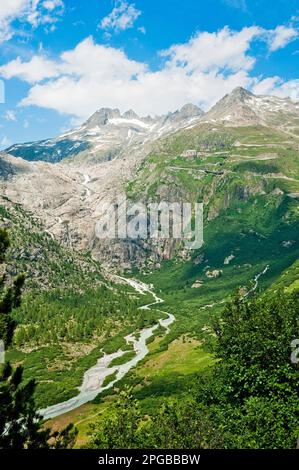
5 104 204 163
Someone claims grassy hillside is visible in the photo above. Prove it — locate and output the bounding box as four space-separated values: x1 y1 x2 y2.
126 122 299 324
0 198 162 408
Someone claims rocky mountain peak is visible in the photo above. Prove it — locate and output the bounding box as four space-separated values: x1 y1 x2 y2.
229 87 254 101
179 103 204 118
202 87 261 125
163 103 204 125
203 86 299 126
122 110 140 119
85 108 121 127
6 88 299 166
211 87 254 111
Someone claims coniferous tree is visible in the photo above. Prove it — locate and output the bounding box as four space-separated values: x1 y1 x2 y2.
0 229 24 348
0 228 77 448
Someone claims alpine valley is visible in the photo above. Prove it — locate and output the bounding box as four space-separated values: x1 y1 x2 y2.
0 87 298 448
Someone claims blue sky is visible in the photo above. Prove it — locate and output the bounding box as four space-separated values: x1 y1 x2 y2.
0 0 298 148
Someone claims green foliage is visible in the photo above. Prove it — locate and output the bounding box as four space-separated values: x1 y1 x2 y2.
102 371 118 388
0 230 77 449
109 350 136 367
0 228 25 348
195 290 299 448
212 291 299 401
12 286 141 347
232 161 279 174
89 389 142 448
7 286 160 408
3 271 162 408
0 363 77 449
0 363 49 448
0 228 9 262
2 119 299 449
88 290 299 449
155 127 234 156
141 400 221 449
88 389 221 449
206 395 298 449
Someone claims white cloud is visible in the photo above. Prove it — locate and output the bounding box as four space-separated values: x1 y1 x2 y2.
60 37 146 79
267 25 298 52
0 26 298 120
42 0 64 12
0 0 27 41
253 77 299 101
0 0 64 43
0 36 146 84
162 26 261 73
0 0 31 23
0 55 61 83
4 110 17 121
252 77 281 95
100 1 141 32
27 0 64 27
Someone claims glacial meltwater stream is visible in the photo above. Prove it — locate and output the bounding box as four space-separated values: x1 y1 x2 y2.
40 278 175 421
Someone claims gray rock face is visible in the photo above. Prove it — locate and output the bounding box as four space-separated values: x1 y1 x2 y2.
0 153 33 179
122 110 139 119
163 103 204 125
85 108 122 127
228 87 254 101
180 103 204 118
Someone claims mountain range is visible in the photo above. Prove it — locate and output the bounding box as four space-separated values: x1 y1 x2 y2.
5 87 299 166
5 103 204 164
1 86 298 269
1 86 299 444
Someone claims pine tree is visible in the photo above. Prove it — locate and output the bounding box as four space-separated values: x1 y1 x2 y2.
0 228 77 448
0 229 24 348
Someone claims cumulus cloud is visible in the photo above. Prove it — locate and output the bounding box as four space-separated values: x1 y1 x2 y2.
0 0 27 41
42 0 64 11
267 25 298 52
0 55 61 82
162 26 261 72
0 25 298 119
0 36 146 84
253 77 299 101
0 0 64 43
100 1 141 32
